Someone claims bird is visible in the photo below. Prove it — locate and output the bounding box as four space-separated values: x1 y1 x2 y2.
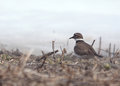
69 33 103 58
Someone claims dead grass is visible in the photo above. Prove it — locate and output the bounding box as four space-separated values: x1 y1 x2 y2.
0 49 120 86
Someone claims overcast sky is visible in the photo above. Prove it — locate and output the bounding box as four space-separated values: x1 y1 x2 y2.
0 0 120 53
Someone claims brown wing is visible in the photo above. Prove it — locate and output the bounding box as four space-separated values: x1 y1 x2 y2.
74 41 97 56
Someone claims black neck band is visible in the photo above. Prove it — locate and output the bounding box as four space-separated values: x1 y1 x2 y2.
76 40 84 43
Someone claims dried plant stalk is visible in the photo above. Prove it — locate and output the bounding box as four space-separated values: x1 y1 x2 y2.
98 37 102 55
114 48 119 57
108 43 111 57
91 40 95 47
18 49 33 71
52 41 55 60
113 44 116 57
36 50 58 69
36 50 58 62
60 46 67 62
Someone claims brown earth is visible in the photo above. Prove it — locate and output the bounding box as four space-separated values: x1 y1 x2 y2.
0 49 120 86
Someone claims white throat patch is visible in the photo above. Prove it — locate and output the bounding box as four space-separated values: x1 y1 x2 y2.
75 39 83 41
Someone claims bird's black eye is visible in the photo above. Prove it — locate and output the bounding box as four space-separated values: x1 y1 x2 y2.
74 35 78 38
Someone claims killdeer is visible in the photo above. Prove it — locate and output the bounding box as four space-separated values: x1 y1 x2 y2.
69 33 103 58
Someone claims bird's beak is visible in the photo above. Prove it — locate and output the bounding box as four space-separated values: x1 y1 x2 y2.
69 36 74 39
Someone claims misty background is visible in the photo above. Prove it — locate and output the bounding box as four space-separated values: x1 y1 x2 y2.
0 0 120 55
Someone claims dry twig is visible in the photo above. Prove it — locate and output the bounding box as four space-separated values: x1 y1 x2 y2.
36 50 58 69
108 43 111 57
91 40 96 47
52 41 56 60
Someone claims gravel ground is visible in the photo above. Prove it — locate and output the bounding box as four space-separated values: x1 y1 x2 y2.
0 49 120 86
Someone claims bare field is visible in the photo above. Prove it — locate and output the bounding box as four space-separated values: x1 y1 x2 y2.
0 49 120 86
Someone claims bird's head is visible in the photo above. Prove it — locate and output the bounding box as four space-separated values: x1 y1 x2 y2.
69 33 83 40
